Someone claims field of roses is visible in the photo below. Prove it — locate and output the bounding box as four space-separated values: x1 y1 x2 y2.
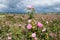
0 5 60 40
0 14 60 40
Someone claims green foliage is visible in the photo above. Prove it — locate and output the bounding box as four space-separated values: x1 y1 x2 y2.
28 8 35 19
0 14 60 40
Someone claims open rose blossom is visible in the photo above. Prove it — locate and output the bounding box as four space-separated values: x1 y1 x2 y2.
27 5 33 9
27 24 32 29
31 33 36 38
37 22 43 28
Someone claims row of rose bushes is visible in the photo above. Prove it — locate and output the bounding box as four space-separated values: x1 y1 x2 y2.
0 15 60 40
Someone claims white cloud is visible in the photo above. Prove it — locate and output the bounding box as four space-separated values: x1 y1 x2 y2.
0 4 7 9
17 0 60 7
54 7 60 10
0 0 8 4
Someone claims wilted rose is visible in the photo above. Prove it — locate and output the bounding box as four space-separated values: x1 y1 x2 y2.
42 28 46 32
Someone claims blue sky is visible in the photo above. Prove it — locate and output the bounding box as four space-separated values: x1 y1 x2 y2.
0 0 60 13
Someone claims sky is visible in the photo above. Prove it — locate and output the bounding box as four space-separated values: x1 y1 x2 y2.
0 0 60 13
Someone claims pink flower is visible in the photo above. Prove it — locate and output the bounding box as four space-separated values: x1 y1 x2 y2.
49 32 54 38
27 24 32 29
28 19 32 23
8 36 12 40
27 5 33 9
37 22 43 28
34 37 38 40
18 24 21 27
31 33 36 38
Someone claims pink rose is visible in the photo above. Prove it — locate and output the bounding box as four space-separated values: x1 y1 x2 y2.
31 33 36 38
49 32 53 38
8 36 12 40
34 37 38 40
27 5 33 9
37 22 43 28
27 24 32 29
